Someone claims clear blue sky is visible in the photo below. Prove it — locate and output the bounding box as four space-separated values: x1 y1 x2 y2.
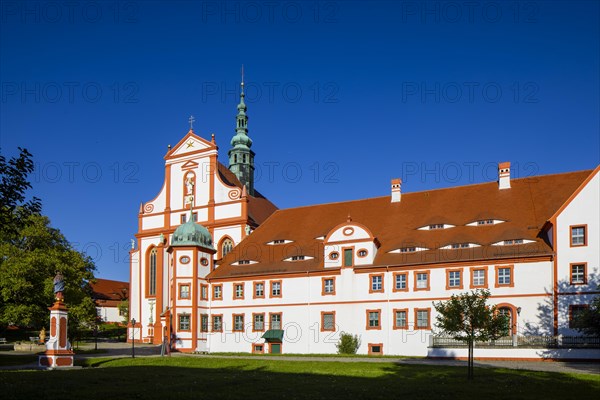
1 1 598 282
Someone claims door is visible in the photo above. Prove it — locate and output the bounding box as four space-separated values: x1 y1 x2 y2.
270 343 281 354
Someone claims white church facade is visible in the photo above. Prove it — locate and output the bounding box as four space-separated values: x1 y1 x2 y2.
129 77 599 359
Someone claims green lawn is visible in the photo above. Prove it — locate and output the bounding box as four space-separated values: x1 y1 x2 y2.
1 356 598 400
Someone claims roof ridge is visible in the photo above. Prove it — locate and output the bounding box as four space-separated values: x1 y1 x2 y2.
269 168 595 213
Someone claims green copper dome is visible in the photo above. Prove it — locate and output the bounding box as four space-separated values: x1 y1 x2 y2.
171 218 214 249
230 132 253 148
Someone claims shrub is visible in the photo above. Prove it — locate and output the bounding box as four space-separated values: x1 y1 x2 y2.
336 332 361 354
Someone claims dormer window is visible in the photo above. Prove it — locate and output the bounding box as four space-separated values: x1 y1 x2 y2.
418 224 455 231
452 243 470 249
492 239 534 246
504 239 523 245
284 255 314 262
267 239 293 245
440 243 479 250
232 260 258 266
466 219 504 227
388 247 428 254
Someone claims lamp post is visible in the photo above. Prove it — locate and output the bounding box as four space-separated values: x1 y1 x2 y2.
131 318 136 358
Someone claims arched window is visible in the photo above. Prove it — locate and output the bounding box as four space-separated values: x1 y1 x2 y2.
498 307 513 336
148 248 157 296
221 238 234 258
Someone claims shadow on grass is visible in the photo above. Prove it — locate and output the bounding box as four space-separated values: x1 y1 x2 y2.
1 357 599 400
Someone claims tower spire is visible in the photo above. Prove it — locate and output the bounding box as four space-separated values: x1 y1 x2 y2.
241 64 244 95
228 65 255 196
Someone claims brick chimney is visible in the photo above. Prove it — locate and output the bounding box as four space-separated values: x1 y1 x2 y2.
498 162 511 190
391 178 402 203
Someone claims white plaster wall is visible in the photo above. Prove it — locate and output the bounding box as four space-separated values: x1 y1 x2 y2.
215 203 242 221
129 251 139 323
144 182 166 212
97 306 122 323
556 171 599 334
327 224 371 242
142 215 164 230
214 173 241 204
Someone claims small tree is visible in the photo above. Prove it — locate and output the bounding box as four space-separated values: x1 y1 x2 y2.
118 299 129 325
433 289 508 380
572 296 600 336
336 332 361 355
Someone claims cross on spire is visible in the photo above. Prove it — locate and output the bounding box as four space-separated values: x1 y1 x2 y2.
189 115 195 130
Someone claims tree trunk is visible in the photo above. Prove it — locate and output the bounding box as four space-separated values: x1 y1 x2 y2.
468 339 474 380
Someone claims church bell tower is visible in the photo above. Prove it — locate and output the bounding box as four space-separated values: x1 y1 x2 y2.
228 66 255 196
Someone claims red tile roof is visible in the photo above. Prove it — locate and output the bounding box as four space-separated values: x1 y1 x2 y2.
91 278 129 307
208 169 594 279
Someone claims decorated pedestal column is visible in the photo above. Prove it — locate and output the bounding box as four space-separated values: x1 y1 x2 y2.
39 271 74 368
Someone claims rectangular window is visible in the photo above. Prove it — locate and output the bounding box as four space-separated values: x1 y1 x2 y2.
270 313 282 330
570 263 587 285
393 272 407 292
569 305 588 328
200 314 208 332
270 281 282 298
446 269 462 290
495 265 514 287
180 214 186 224
253 313 265 332
254 281 265 298
415 309 430 329
393 309 408 329
212 284 222 300
191 212 198 222
179 284 190 299
370 274 384 293
343 248 353 267
414 271 430 291
178 314 190 331
470 267 487 288
200 284 208 300
321 311 335 331
212 315 223 332
233 314 244 331
322 278 335 295
234 283 244 299
368 343 383 355
366 309 381 330
252 344 264 354
570 225 587 246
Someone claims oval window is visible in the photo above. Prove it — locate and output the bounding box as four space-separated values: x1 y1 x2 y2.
179 256 190 264
342 227 355 236
357 249 368 258
329 252 339 260
200 257 209 266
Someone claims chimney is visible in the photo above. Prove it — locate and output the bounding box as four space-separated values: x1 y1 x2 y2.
391 178 402 203
498 162 511 190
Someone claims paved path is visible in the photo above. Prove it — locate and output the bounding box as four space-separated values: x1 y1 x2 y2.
1 341 598 375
